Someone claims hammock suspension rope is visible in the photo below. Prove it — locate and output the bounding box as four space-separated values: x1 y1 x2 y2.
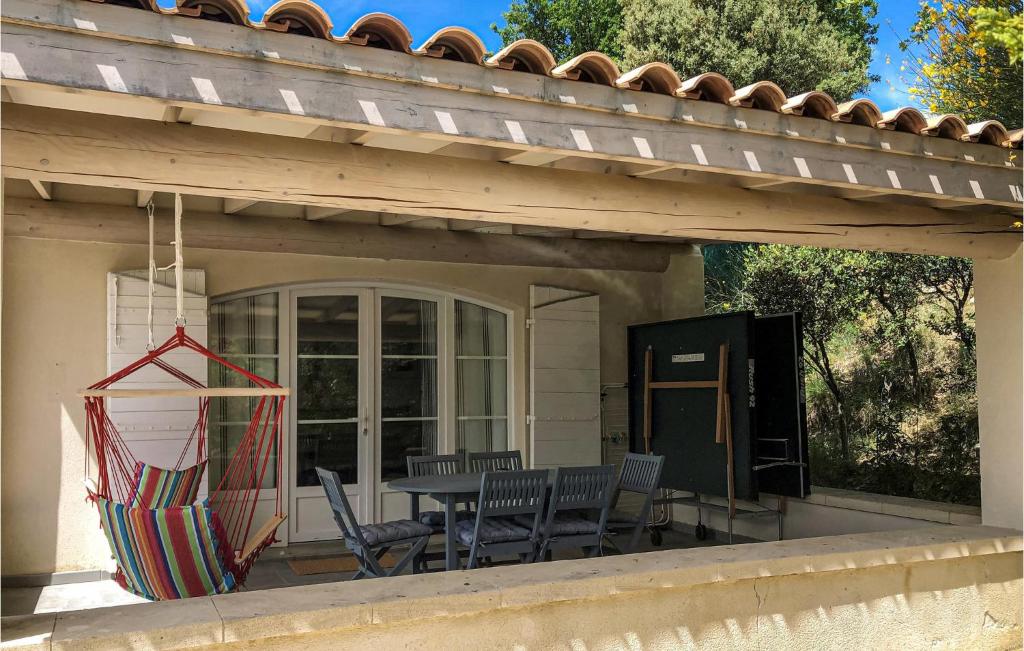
82 194 289 600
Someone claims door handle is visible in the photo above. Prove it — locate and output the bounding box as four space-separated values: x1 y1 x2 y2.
361 406 369 437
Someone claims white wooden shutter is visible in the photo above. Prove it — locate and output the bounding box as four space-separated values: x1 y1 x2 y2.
106 269 208 488
529 285 601 468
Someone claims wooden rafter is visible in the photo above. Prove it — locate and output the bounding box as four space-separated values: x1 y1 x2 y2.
1 105 1019 258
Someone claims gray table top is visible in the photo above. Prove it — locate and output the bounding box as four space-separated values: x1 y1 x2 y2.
387 470 556 495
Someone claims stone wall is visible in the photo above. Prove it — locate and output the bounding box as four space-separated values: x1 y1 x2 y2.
2 526 1019 650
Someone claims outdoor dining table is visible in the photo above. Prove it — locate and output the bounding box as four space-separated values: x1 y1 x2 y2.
387 470 556 571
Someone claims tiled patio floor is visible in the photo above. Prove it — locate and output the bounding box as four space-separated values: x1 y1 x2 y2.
1 528 720 617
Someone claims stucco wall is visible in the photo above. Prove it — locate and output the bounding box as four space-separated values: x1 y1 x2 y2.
0 236 700 576
975 245 1023 531
2 526 1019 650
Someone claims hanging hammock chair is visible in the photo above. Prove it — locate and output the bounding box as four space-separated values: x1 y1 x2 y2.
82 195 289 600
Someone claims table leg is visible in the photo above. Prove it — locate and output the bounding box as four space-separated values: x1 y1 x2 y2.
445 494 458 571
410 492 420 521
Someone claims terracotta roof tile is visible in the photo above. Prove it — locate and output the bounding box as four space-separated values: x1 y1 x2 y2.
414 27 486 64
878 107 928 134
177 0 251 26
781 91 839 120
966 120 1010 146
615 62 681 95
337 12 412 53
729 81 787 112
922 114 969 140
834 99 883 127
261 0 332 38
551 51 620 86
485 39 557 75
676 73 734 104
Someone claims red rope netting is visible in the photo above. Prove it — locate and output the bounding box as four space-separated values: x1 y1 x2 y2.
85 326 286 560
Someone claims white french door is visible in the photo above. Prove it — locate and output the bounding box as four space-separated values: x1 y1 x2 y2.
288 289 371 542
374 289 445 523
287 288 443 542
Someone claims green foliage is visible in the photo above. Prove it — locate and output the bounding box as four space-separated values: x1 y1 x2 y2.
921 256 976 357
491 0 879 100
707 243 980 505
900 0 1023 128
491 0 625 62
702 243 751 313
736 245 867 460
973 4 1024 64
618 0 876 100
815 0 880 82
738 246 866 360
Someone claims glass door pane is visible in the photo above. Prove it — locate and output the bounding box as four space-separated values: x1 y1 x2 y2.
454 300 509 454
295 295 361 488
378 296 438 484
208 293 279 490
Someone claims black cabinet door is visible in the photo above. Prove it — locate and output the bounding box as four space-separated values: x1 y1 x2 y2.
627 312 758 500
754 313 811 498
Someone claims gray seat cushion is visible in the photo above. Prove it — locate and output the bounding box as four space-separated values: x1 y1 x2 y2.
418 509 475 528
606 509 641 526
455 517 531 545
358 519 433 546
515 513 600 536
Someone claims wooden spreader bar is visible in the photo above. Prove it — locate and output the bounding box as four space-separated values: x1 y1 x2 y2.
237 514 288 564
79 387 291 398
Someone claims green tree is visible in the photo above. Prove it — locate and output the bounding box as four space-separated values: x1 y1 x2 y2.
492 0 625 62
921 257 976 357
973 4 1024 63
853 252 927 395
702 243 751 314
900 0 1023 128
618 0 875 100
815 0 880 80
737 245 867 461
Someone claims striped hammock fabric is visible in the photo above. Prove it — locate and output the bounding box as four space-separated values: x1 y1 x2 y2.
97 497 236 600
127 461 207 509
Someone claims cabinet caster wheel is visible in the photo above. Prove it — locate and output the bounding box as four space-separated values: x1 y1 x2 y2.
695 523 708 541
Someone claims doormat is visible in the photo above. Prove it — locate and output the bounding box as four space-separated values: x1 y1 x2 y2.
287 553 397 576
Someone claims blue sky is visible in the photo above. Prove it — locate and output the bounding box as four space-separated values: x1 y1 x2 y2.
161 0 923 111
868 2 922 111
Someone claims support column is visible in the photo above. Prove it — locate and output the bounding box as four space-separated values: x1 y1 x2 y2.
975 245 1023 530
661 245 705 320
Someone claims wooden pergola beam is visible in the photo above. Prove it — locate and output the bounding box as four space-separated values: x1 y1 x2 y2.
2 105 1020 259
1 197 686 273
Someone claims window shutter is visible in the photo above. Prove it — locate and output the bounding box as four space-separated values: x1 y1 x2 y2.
529 285 601 468
106 269 208 489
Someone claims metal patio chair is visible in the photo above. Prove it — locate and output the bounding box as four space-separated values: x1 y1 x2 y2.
316 467 432 579
523 464 616 560
456 470 547 569
406 454 473 571
406 454 468 528
467 450 523 472
604 453 665 553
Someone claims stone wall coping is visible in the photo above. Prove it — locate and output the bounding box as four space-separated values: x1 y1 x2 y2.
799 486 983 525
1 525 1019 650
